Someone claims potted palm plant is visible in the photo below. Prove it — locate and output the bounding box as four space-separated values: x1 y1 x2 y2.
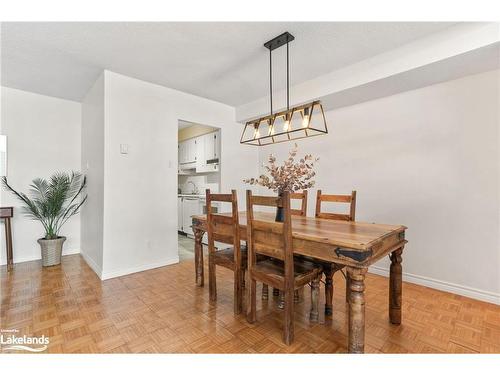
2 171 87 267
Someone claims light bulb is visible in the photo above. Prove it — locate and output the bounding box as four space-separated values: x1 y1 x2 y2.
283 115 291 131
302 108 310 128
301 115 309 128
253 127 260 139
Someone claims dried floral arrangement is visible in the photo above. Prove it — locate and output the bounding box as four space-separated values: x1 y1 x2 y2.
244 144 319 194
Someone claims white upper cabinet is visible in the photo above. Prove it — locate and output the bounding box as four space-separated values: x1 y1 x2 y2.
186 138 197 164
178 130 220 173
178 141 187 165
204 131 220 162
195 135 205 169
198 130 220 173
179 137 197 166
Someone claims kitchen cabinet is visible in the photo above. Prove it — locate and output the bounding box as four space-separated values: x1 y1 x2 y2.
187 138 197 164
181 197 200 236
195 136 205 170
178 195 224 247
178 130 220 173
177 197 183 231
195 131 220 173
178 137 197 166
204 131 219 163
178 142 187 165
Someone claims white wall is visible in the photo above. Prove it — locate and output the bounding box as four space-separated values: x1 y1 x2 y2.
99 71 258 279
257 70 500 304
81 73 105 275
0 87 81 264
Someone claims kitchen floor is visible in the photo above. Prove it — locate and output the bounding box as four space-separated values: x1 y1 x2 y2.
178 234 195 261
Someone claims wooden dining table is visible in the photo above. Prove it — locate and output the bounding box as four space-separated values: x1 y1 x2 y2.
191 212 407 353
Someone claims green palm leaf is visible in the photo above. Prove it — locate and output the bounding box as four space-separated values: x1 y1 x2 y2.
2 171 87 239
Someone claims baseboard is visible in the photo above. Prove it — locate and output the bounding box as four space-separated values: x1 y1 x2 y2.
369 265 500 305
0 248 80 266
80 252 103 278
100 256 180 280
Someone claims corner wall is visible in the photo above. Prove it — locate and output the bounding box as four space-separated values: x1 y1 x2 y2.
80 73 105 276
99 71 258 279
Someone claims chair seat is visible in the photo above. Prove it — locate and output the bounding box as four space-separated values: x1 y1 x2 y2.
297 254 344 271
212 245 247 269
252 258 323 290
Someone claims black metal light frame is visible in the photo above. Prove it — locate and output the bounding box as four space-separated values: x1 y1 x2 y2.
240 32 328 146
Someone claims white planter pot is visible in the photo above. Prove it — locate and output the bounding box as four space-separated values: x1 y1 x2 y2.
37 236 66 267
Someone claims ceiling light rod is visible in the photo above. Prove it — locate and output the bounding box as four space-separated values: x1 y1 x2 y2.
264 31 294 116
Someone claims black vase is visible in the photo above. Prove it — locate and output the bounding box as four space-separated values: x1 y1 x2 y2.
275 192 284 222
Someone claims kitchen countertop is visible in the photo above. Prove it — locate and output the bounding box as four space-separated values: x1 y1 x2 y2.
178 194 205 198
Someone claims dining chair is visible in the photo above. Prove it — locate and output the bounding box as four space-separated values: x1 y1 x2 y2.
264 190 308 302
246 190 323 345
315 190 356 221
290 190 308 217
206 189 246 314
315 189 357 316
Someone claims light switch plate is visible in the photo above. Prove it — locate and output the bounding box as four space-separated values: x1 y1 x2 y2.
120 144 129 154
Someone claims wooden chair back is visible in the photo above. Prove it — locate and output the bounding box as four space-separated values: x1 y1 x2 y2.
206 189 240 251
246 190 293 265
315 190 356 221
290 190 308 217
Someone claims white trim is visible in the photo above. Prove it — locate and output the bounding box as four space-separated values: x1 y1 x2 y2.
369 265 500 305
0 248 80 266
100 256 180 280
80 252 103 278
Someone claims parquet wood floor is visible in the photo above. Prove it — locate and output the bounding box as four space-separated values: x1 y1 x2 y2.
1 254 499 354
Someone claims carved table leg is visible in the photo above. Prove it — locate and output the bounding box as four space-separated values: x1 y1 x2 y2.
262 284 269 300
193 227 205 287
273 287 280 297
310 275 321 322
389 248 403 325
278 289 299 307
278 290 285 309
347 267 367 354
346 271 351 303
294 289 300 303
324 268 333 316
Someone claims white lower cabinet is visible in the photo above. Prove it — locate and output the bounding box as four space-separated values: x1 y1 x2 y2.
181 197 200 236
177 197 183 231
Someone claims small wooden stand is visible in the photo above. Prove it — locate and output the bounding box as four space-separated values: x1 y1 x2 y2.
1 207 14 270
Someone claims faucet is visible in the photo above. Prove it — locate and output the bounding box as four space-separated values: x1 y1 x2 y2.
187 181 199 195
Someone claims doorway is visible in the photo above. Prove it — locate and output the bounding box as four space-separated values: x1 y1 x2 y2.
177 120 221 261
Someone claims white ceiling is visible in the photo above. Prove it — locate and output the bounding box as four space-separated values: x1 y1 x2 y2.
1 22 456 105
178 120 194 130
178 119 215 130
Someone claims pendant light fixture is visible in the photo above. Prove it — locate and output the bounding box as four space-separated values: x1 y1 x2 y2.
240 32 328 146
